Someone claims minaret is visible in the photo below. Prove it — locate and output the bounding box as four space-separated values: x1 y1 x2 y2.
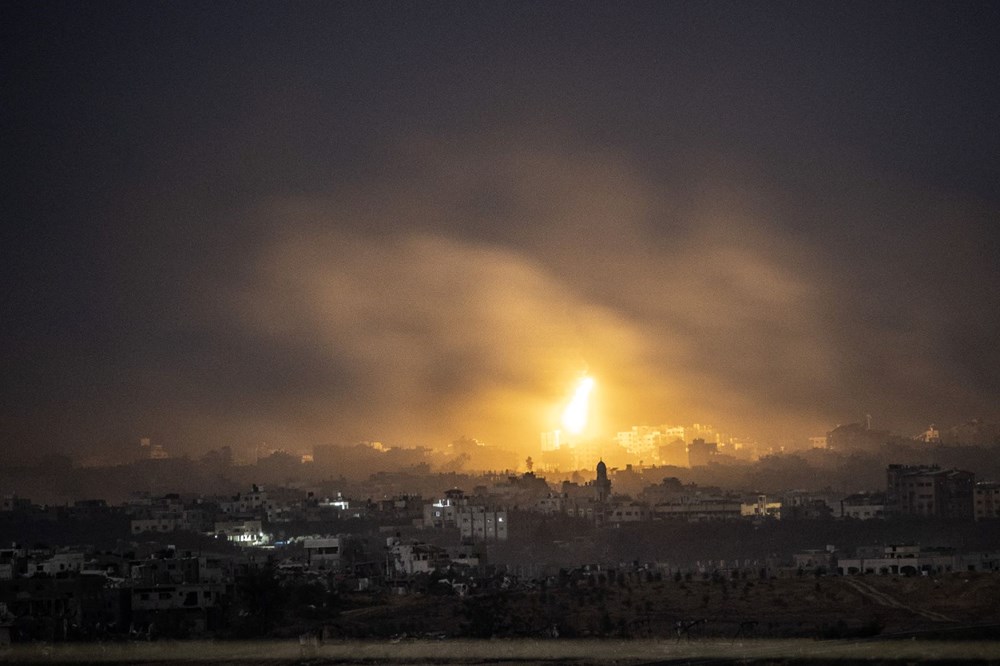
594 459 611 503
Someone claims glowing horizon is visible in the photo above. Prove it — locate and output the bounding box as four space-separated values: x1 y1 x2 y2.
561 376 596 435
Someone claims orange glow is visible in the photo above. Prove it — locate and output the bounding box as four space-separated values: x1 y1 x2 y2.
561 376 595 435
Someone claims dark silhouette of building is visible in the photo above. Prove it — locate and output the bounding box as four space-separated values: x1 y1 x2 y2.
886 464 975 519
594 460 611 502
687 439 717 467
827 422 891 451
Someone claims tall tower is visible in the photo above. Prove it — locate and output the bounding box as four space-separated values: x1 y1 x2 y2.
594 459 612 503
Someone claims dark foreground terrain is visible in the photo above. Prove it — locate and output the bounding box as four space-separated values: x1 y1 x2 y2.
2 638 1000 665
309 573 1000 641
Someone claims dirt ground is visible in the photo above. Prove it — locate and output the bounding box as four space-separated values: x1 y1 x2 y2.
318 572 1000 640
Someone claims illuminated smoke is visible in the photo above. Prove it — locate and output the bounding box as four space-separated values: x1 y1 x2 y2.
561 377 595 435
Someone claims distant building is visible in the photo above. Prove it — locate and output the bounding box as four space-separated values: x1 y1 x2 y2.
651 498 741 522
387 539 449 576
540 430 562 451
833 544 1000 576
780 491 835 520
457 506 508 541
1 496 31 513
808 436 828 449
608 502 649 525
886 464 975 519
303 537 341 570
657 439 688 467
138 437 168 460
840 492 887 520
916 424 941 443
827 422 890 451
974 482 1000 521
687 439 717 467
793 547 836 572
423 488 468 528
741 494 781 520
615 426 668 461
131 515 183 535
212 519 268 546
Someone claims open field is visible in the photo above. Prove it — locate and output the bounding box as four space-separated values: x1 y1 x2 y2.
3 638 1000 665
307 573 1000 641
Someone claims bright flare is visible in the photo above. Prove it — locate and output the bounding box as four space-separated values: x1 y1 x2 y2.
561 377 595 435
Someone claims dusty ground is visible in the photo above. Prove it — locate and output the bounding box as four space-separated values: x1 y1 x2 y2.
3 638 1000 664
317 572 1000 640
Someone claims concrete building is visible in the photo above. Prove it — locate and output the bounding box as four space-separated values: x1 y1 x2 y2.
886 465 975 518
536 494 565 515
615 426 667 461
687 439 718 467
131 514 183 535
651 497 741 522
837 544 957 576
303 537 341 570
827 422 890 451
841 492 887 520
974 482 1000 520
793 547 836 572
608 502 649 525
27 551 84 577
808 436 828 449
423 489 469 529
741 494 781 519
212 519 268 546
387 539 449 576
457 506 508 541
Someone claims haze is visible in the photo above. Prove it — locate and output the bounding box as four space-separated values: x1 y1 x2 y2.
3 1 999 460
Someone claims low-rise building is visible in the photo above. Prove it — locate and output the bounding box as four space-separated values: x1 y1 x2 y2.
841 492 887 520
652 497 741 522
387 539 449 576
609 502 649 524
212 519 268 546
793 547 836 572
741 494 781 520
837 544 956 575
303 537 341 570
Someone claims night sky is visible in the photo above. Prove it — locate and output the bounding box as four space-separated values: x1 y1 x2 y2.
3 1 1000 458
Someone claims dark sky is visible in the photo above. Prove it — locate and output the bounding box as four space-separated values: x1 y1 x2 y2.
3 1 999 459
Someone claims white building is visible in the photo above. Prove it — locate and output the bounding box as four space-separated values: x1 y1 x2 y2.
212 519 268 546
